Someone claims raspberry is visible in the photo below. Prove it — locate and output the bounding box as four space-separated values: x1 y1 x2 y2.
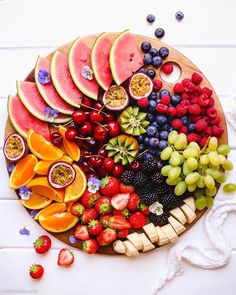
188 104 201 115
184 81 195 93
197 94 209 107
210 115 220 125
182 78 192 86
173 83 184 94
194 86 203 95
190 115 202 123
203 126 212 136
208 97 215 107
153 79 163 91
191 72 203 85
182 93 190 100
137 97 149 108
195 119 207 133
162 63 174 74
200 137 209 148
202 87 213 97
201 108 207 116
190 96 198 104
180 99 191 109
207 107 217 119
202 115 210 124
156 103 168 113
160 94 171 105
172 118 183 130
176 104 187 117
179 125 187 134
167 106 177 117
187 133 201 143
212 125 224 137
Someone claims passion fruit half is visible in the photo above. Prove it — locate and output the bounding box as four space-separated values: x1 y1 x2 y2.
129 73 153 100
102 85 129 111
3 133 26 162
48 161 76 189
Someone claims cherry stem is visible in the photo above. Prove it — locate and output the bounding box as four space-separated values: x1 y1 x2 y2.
94 121 108 131
85 155 105 159
81 103 107 115
98 104 107 114
75 136 92 141
137 149 150 158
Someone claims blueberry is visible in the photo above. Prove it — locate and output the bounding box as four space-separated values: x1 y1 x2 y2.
143 53 152 65
141 42 152 52
181 115 188 125
159 130 168 140
147 113 155 122
142 153 153 160
160 89 170 97
171 94 182 106
149 149 157 156
138 67 146 74
139 143 145 152
156 160 163 170
151 121 159 128
168 126 174 132
144 137 150 146
158 140 168 150
147 126 157 137
146 14 155 23
156 98 161 104
188 123 196 133
149 91 158 100
161 124 170 131
175 11 184 21
152 56 163 67
137 135 144 143
159 47 169 58
155 131 159 138
155 150 161 157
156 114 167 125
146 68 156 79
149 137 159 147
155 28 165 39
150 48 159 57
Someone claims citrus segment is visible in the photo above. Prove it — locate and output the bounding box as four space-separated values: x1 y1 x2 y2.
33 155 73 175
34 202 67 220
59 126 80 161
20 192 52 209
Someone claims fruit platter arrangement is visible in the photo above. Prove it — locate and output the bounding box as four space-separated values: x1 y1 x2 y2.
4 30 233 256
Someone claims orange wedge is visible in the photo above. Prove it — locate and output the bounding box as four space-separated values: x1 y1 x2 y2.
27 129 63 161
9 154 38 189
34 202 67 220
33 155 73 175
59 125 80 161
27 177 65 202
64 164 87 202
20 191 52 209
38 212 78 233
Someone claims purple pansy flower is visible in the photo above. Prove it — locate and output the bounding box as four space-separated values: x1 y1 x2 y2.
87 177 103 194
38 70 50 85
30 209 40 218
19 186 32 200
44 107 59 122
8 162 15 173
81 65 93 80
19 226 30 236
69 235 78 244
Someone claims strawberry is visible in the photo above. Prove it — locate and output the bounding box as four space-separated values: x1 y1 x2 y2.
97 228 117 246
57 248 74 266
111 193 130 210
127 193 140 211
81 189 100 208
81 208 98 223
139 203 150 216
82 238 98 254
29 264 44 279
88 220 103 236
70 202 85 216
109 215 131 230
95 196 112 215
117 229 129 239
112 208 130 218
119 183 135 194
100 176 119 197
33 235 51 254
100 214 113 228
129 212 147 228
74 225 89 241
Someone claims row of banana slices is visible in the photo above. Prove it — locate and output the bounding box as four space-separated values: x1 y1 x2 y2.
113 197 197 256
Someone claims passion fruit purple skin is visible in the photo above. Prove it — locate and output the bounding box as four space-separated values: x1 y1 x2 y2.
128 73 153 100
48 161 76 189
3 133 26 162
102 85 129 111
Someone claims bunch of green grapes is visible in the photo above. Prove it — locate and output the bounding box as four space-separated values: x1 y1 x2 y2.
160 131 233 210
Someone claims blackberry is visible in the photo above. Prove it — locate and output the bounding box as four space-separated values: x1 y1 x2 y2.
120 170 135 185
149 212 169 226
141 156 157 175
136 185 152 196
140 191 159 206
160 194 184 211
133 172 148 188
151 172 165 184
153 185 170 197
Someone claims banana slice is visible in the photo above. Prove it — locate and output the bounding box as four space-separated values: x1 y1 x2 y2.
127 232 143 251
161 224 178 243
143 223 159 243
156 226 169 246
170 207 187 225
113 240 126 254
183 196 196 211
139 233 155 252
180 204 196 224
168 216 186 235
123 240 139 256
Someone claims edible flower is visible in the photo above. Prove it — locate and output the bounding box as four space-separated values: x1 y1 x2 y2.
7 162 15 173
87 177 103 194
69 235 78 244
81 65 93 80
38 70 50 85
44 107 59 122
19 226 30 236
149 201 164 216
19 186 32 200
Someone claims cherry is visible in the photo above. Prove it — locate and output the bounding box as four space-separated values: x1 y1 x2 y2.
96 166 108 177
107 121 120 137
93 125 108 141
65 128 77 141
85 111 90 120
83 137 97 149
89 110 104 123
50 132 63 147
77 138 84 148
79 121 92 136
88 156 104 168
82 150 92 158
105 113 115 123
112 163 123 177
129 160 141 172
82 97 93 108
103 157 115 171
80 161 92 173
71 110 86 124
86 173 98 180
94 102 103 110
99 149 108 158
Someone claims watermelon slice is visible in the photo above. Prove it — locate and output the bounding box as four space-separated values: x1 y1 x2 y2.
35 56 74 115
16 81 70 123
51 51 83 108
91 32 113 91
69 36 99 100
8 95 50 141
110 30 144 85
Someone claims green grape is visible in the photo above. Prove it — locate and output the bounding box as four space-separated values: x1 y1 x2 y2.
174 181 187 196
206 168 221 180
195 196 207 210
166 177 182 186
188 183 197 192
200 155 209 165
169 151 181 166
168 166 181 179
217 171 226 183
187 157 198 170
208 137 218 151
208 162 220 170
194 189 204 198
205 187 217 196
208 151 221 166
204 175 215 189
179 154 185 165
217 144 230 156
168 130 179 144
197 175 206 188
160 146 173 161
174 134 187 150
161 165 173 177
198 163 208 171
185 172 200 185
183 161 192 176
188 142 200 153
206 197 214 208
222 160 234 171
223 183 236 193
183 148 198 159
218 155 226 165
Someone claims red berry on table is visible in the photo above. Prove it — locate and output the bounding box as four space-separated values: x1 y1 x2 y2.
65 128 77 141
81 208 98 223
81 189 101 208
202 87 213 97
119 183 135 194
74 225 90 241
79 121 93 136
139 203 150 216
137 97 149 108
180 99 191 109
112 163 123 177
210 115 220 125
33 235 51 254
191 72 203 85
95 196 112 215
153 79 163 91
129 212 147 228
197 94 209 107
70 202 85 216
207 107 217 119
109 215 131 230
156 103 168 113
160 94 171 105
89 110 104 123
93 125 108 141
96 166 108 177
100 176 119 197
208 97 215 107
176 104 187 117
107 121 120 137
97 228 117 246
179 125 188 134
200 137 209 148
50 132 63 147
117 228 129 239
111 193 130 210
105 112 115 122
100 214 113 228
103 157 115 171
188 104 201 115
82 238 98 254
127 193 140 212
88 156 103 168
57 249 74 266
71 110 86 124
162 63 174 75
99 149 108 157
29 264 44 279
80 161 92 173
172 118 183 130
212 125 224 137
167 106 177 117
195 119 208 133
88 219 103 236
187 133 201 143
173 83 184 94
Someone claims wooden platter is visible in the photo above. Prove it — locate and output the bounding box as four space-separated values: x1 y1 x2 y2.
4 33 228 255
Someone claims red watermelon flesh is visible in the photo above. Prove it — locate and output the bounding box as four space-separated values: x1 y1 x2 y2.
35 56 74 115
8 95 50 141
110 30 144 85
69 37 99 100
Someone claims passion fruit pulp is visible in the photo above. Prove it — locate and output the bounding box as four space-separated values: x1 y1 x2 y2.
48 161 76 189
129 73 153 100
102 85 129 111
4 133 26 162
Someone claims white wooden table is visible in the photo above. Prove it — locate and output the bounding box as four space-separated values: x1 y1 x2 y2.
0 0 236 294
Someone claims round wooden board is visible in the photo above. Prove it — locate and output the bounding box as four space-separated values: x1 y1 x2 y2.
4 32 228 255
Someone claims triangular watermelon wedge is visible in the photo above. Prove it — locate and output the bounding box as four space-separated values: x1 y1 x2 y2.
110 30 144 85
8 95 50 141
16 81 70 123
35 56 74 115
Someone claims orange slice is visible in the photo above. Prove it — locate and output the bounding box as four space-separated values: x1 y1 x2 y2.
9 154 38 189
38 212 78 233
27 177 65 202
34 202 67 220
59 125 80 161
20 191 52 209
27 129 63 161
33 155 73 175
64 164 87 202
